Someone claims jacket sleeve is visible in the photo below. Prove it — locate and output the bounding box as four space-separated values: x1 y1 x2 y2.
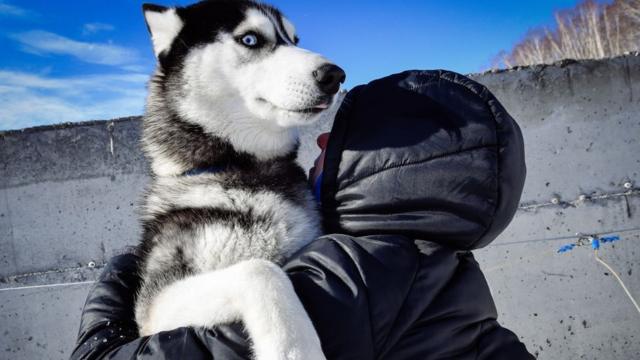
283 235 535 360
283 236 374 359
69 254 252 360
283 234 420 360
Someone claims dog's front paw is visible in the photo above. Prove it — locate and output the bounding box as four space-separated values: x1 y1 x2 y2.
138 296 186 336
138 321 154 338
137 315 172 337
285 345 327 360
254 332 326 360
256 347 326 360
286 328 327 360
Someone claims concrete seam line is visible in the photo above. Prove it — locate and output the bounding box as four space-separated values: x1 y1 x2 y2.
1 263 106 282
519 188 639 211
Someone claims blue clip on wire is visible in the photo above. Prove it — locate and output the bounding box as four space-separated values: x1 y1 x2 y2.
558 244 576 253
600 235 620 243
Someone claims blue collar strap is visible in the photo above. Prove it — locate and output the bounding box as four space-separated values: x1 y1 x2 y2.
182 166 226 177
313 172 324 203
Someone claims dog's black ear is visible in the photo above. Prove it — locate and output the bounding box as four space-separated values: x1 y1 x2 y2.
142 3 183 58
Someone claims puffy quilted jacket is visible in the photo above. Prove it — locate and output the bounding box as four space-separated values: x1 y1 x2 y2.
70 70 534 359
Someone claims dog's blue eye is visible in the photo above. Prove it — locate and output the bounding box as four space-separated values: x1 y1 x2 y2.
241 33 259 47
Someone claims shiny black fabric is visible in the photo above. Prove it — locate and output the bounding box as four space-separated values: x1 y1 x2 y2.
320 70 526 250
70 253 252 360
288 70 532 359
71 70 534 359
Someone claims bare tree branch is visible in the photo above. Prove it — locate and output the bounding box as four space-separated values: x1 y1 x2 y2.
496 0 640 68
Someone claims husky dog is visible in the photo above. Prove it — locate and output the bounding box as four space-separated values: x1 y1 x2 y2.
134 1 345 359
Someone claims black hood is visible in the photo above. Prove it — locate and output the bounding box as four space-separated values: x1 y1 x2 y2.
320 70 526 250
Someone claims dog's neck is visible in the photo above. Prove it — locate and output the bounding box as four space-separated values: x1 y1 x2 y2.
142 85 299 177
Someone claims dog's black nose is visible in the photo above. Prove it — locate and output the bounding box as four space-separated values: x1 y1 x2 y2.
313 64 346 95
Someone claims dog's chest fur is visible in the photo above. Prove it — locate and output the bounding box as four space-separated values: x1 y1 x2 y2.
134 94 321 327
140 161 320 268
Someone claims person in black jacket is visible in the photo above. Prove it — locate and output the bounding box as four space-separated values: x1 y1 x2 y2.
70 70 535 359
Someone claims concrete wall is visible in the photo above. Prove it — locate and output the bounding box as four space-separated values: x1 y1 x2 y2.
468 55 640 359
1 54 639 359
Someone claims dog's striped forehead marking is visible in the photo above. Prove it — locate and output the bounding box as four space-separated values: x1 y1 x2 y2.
261 8 296 46
239 7 296 46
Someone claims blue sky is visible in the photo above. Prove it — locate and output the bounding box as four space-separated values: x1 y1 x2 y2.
0 0 584 131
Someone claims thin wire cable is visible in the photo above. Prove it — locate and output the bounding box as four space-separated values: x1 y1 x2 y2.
490 226 640 247
485 229 640 273
0 280 95 293
594 249 640 316
1 231 638 294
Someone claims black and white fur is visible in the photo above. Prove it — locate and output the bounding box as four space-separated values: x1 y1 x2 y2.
134 1 345 359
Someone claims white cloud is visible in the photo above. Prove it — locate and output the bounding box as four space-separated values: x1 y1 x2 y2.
10 30 139 66
0 70 148 92
0 70 149 130
0 1 32 17
83 22 115 35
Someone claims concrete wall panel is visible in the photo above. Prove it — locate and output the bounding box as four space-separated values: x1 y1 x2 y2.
1 54 639 359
